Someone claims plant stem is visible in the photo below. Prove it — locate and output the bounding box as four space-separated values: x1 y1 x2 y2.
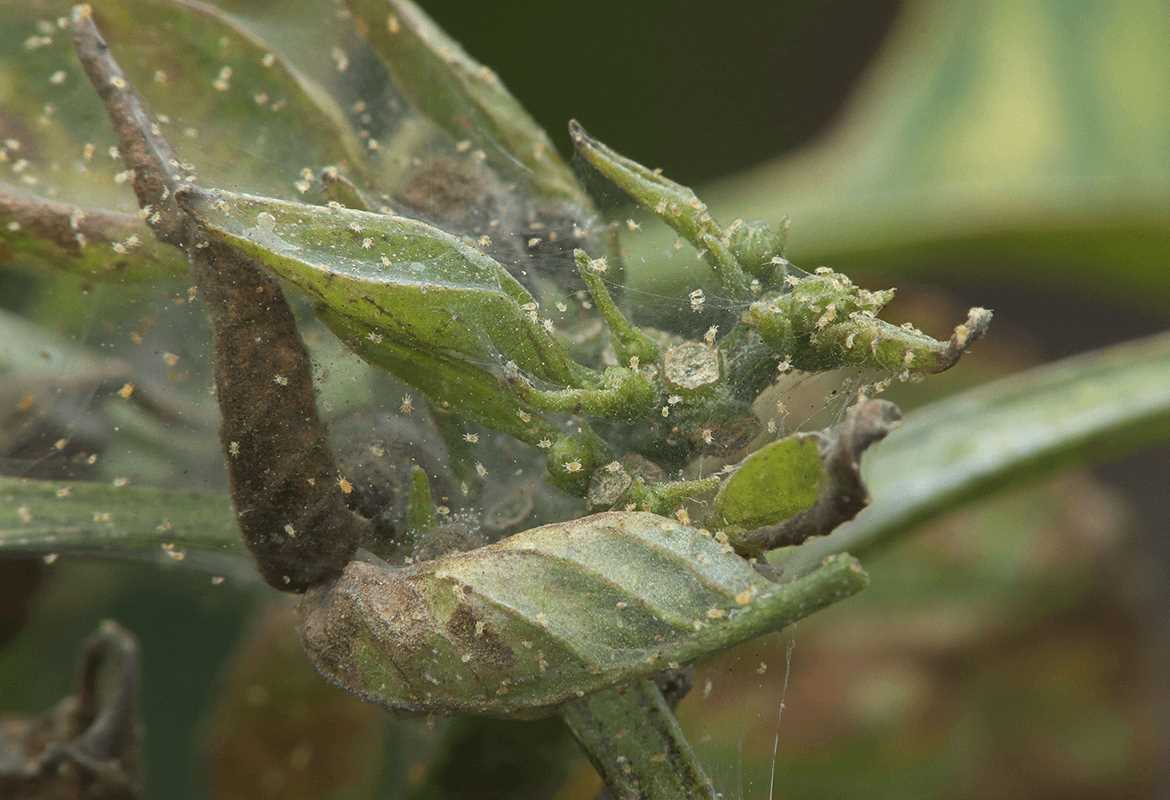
71 6 368 591
560 680 716 800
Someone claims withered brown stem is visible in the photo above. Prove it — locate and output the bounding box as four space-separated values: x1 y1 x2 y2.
70 5 367 591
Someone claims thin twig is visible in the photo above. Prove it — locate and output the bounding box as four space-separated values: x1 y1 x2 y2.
70 4 367 591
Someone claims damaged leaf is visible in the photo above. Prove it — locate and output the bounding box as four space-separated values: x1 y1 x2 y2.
299 511 867 718
0 621 142 799
725 399 902 556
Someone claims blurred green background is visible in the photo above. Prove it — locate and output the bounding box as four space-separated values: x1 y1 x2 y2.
2 1 1169 797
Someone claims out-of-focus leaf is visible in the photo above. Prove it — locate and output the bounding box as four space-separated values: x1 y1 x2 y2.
92 0 369 197
0 476 249 577
707 0 1170 308
179 187 587 387
0 621 143 798
713 436 823 530
346 0 589 210
0 305 102 376
788 331 1170 570
0 182 184 280
300 511 867 717
0 308 219 483
207 603 385 800
0 5 126 210
0 0 366 214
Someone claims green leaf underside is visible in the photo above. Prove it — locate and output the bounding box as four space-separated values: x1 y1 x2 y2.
714 436 825 529
181 188 583 387
300 511 867 717
319 308 557 446
0 476 248 577
346 0 588 208
789 330 1170 569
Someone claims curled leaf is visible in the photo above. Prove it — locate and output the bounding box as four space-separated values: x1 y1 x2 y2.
179 187 587 387
744 267 993 374
721 399 902 556
713 437 825 531
299 511 867 717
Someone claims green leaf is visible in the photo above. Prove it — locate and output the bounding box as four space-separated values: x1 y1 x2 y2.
0 0 366 213
322 308 558 447
300 511 867 717
0 476 250 578
743 269 992 375
405 464 437 532
93 0 369 198
570 120 752 299
713 436 824 530
346 0 589 210
0 183 185 281
178 187 588 387
574 248 660 366
788 331 1170 570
